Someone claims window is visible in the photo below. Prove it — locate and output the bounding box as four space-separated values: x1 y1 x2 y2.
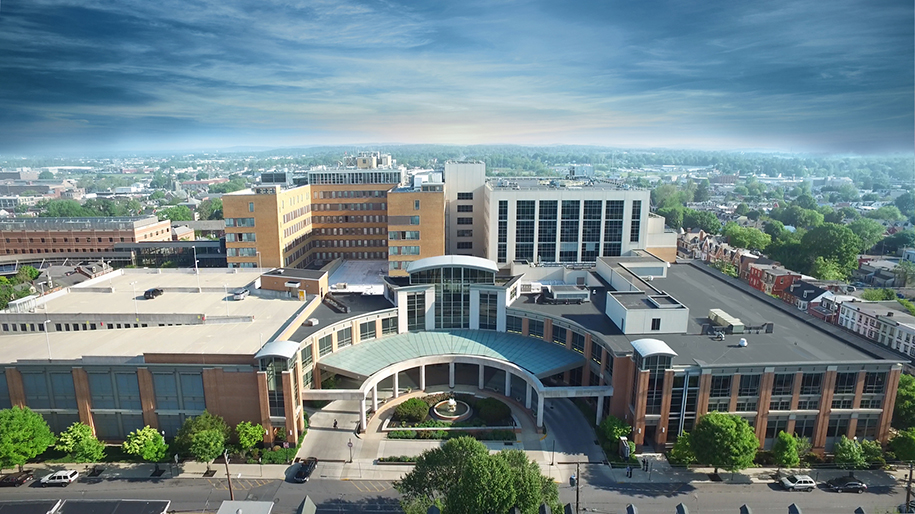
863 372 886 394
826 417 849 438
248 202 254 212
552 326 566 346
479 293 498 330
456 242 473 250
800 373 822 395
457 192 473 200
410 216 420 225
832 398 853 409
571 332 585 354
457 230 473 237
766 418 788 439
710 376 732 398
457 205 473 212
651 318 661 331
360 321 376 341
772 374 794 396
794 417 816 438
336 327 352 348
630 200 642 242
529 319 544 339
834 372 857 394
382 317 398 335
457 217 473 225
301 345 313 368
407 293 426 331
739 375 760 396
318 335 333 356
797 398 819 410
414 200 420 210
506 315 522 334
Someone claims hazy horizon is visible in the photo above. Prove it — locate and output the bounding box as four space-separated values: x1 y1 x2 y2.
1 0 912 156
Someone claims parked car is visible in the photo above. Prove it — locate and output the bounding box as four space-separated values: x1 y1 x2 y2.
144 288 164 299
779 474 816 492
293 457 317 483
0 470 33 487
40 470 78 487
233 289 250 300
827 475 867 493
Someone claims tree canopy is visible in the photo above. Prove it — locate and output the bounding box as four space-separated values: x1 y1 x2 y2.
395 436 560 514
235 421 265 452
122 426 168 463
190 429 225 469
847 218 887 252
176 410 230 454
799 224 861 278
772 431 799 468
0 407 55 470
158 205 193 222
690 412 759 473
54 422 106 463
833 436 866 469
721 222 771 250
889 428 915 461
894 374 915 430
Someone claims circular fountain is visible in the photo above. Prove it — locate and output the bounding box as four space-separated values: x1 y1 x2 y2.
431 397 472 422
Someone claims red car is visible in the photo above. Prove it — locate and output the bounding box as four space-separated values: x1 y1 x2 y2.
0 470 34 487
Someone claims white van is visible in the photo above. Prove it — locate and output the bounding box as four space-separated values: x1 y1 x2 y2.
233 289 250 300
40 470 78 487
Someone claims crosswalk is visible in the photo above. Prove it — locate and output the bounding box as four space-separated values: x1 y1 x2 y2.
348 480 394 493
206 478 275 491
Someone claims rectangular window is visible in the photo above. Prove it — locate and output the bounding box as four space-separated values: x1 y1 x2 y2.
766 418 788 439
456 230 473 237
863 372 886 394
457 205 473 212
248 202 254 212
414 200 420 210
570 332 585 354
630 200 642 242
739 375 760 397
834 372 857 394
410 216 420 225
457 192 473 200
479 293 499 331
407 293 426 331
539 200 558 220
506 315 522 334
552 326 567 346
800 373 822 395
360 321 376 341
710 376 732 398
382 317 398 335
318 335 333 356
772 374 794 396
152 373 179 410
456 242 473 250
301 345 313 367
457 217 473 225
336 327 353 348
529 319 544 339
651 318 661 331
826 417 850 438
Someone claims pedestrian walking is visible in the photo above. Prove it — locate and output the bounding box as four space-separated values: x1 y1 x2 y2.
626 465 632 478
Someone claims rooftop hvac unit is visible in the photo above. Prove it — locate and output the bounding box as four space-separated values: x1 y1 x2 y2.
306 318 319 326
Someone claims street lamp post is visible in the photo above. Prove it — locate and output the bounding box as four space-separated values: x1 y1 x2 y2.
347 438 354 463
223 449 235 500
43 320 51 361
130 281 139 320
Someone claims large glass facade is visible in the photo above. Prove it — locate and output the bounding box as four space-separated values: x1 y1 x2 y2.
411 266 495 329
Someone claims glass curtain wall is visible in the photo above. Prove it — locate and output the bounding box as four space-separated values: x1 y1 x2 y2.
411 266 495 329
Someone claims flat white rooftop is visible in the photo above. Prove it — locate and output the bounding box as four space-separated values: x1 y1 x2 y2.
0 269 308 363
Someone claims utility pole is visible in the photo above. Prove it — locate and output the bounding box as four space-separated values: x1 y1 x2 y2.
224 449 235 500
574 461 582 513
907 461 913 509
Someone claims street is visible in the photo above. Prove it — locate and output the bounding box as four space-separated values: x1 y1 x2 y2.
0 475 909 514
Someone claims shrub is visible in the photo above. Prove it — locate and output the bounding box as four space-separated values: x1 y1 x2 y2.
388 430 417 440
754 450 776 466
486 430 516 441
598 415 632 444
395 398 430 423
476 398 512 425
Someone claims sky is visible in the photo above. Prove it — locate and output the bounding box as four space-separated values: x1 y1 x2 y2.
0 0 912 155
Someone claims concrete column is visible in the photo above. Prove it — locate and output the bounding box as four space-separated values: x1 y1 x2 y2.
393 372 400 399
137 368 158 430
282 371 298 445
372 386 378 411
813 368 837 452
419 365 426 391
728 373 741 412
449 362 455 388
525 384 532 409
71 368 95 433
878 367 902 443
789 371 804 411
478 364 485 390
536 395 544 428
360 394 367 433
852 371 867 410
504 371 511 398
256 371 273 443
696 371 711 416
755 369 775 444
596 395 604 426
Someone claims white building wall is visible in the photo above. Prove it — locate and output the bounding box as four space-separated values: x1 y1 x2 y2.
444 161 487 257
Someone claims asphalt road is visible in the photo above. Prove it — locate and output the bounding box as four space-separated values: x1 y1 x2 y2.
0 476 908 514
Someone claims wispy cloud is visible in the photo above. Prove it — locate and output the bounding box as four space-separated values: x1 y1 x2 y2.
0 0 911 153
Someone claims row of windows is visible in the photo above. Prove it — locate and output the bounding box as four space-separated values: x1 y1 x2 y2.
312 203 386 212
225 232 256 242
312 215 387 224
389 231 420 240
708 371 886 400
225 218 255 227
3 236 130 244
318 190 387 199
389 246 420 255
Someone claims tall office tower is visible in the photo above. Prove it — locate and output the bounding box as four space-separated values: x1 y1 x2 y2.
443 161 487 257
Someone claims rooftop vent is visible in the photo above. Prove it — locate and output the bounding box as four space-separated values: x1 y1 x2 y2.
738 338 748 348
306 318 319 326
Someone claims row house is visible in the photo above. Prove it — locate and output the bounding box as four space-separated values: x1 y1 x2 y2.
747 263 801 296
840 301 915 360
809 292 858 324
779 280 827 312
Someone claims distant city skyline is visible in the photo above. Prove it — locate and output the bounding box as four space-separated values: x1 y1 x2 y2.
0 0 912 155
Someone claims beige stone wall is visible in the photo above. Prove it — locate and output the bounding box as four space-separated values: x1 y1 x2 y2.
386 189 445 276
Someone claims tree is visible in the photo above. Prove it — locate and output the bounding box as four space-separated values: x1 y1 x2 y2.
122 426 168 464
771 431 799 469
811 257 846 280
598 415 631 443
735 203 750 216
54 422 106 463
197 198 223 220
847 218 886 252
861 288 896 301
721 222 771 250
800 224 861 277
794 194 818 210
866 205 904 221
747 210 761 221
40 199 90 217
18 266 40 281
190 429 225 470
895 260 915 288
175 411 230 454
690 412 759 473
150 190 166 201
894 374 915 430
235 421 265 454
764 219 785 238
881 230 915 254
157 205 193 222
395 436 559 514
668 433 696 465
833 436 866 469
694 180 710 203
889 428 915 461
38 170 54 180
683 209 721 234
895 191 915 222
657 205 684 230
709 260 739 277
0 407 55 471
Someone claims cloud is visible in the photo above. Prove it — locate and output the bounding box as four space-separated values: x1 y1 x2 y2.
0 0 911 154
